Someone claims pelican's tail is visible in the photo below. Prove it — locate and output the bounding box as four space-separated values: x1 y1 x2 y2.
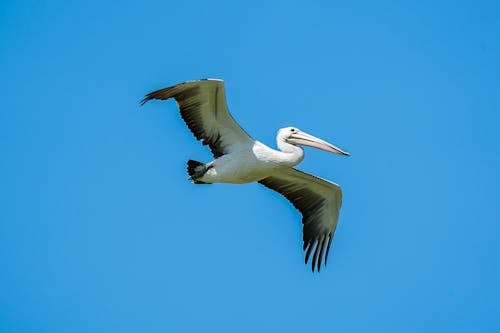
187 160 211 184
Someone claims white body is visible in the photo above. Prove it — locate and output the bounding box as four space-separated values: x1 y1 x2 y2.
200 140 304 184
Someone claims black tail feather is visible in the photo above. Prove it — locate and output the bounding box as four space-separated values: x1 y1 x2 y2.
187 160 211 184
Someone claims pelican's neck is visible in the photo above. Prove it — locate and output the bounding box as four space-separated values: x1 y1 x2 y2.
277 139 304 167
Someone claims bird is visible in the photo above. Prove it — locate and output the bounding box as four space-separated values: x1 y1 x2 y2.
141 79 349 272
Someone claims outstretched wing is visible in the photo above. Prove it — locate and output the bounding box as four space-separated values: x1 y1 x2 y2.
259 168 343 272
141 79 254 158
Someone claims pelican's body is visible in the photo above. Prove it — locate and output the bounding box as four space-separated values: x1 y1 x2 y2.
141 79 349 272
197 140 301 184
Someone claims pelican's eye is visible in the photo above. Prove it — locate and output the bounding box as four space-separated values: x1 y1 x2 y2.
290 128 296 133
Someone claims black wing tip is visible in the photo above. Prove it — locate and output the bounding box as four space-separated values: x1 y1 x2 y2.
139 96 150 106
140 79 224 106
139 89 169 106
304 234 332 273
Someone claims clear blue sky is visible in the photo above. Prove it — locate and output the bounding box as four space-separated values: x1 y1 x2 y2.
1 0 499 332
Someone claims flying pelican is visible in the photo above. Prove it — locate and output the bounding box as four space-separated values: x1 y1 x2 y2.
141 79 349 272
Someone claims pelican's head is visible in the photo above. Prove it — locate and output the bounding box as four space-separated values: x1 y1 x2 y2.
278 126 350 156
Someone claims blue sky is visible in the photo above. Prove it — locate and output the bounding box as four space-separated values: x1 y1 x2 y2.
1 0 499 332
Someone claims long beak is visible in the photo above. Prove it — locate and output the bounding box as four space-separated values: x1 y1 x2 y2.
287 131 350 156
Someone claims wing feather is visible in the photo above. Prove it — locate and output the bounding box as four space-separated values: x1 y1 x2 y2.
258 168 343 272
141 79 253 158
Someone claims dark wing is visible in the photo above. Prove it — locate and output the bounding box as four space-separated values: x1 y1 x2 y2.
259 168 343 272
141 79 254 158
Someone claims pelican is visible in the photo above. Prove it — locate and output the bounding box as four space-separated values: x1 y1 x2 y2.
141 79 349 272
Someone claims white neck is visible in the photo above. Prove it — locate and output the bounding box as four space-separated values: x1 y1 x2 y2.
276 139 304 167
